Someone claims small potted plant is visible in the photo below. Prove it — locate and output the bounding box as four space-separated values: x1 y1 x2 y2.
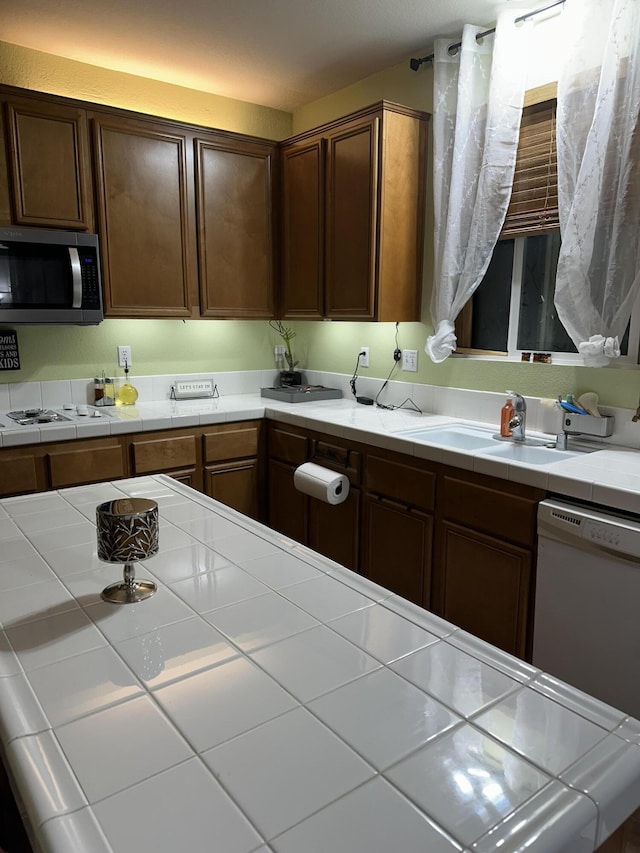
269 319 302 387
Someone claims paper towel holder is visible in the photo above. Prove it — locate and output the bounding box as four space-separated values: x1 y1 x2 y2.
293 461 350 505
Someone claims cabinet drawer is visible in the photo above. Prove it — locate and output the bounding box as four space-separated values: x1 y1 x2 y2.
441 473 540 548
48 445 124 487
203 422 259 462
311 439 361 485
366 453 435 511
0 456 39 495
131 435 197 474
269 426 309 466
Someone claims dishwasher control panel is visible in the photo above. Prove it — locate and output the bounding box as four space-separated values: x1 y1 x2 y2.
582 520 623 549
539 498 640 560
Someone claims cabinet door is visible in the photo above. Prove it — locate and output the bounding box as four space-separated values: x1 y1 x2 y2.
93 115 195 317
4 97 93 230
0 453 41 496
324 115 379 320
196 136 275 318
437 522 532 658
268 459 307 545
308 488 360 572
362 495 431 606
205 459 259 519
166 470 200 490
280 136 324 318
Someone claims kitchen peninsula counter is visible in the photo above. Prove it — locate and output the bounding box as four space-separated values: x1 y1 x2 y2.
1 475 640 852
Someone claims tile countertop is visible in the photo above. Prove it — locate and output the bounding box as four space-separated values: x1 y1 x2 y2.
2 394 640 515
1 475 640 853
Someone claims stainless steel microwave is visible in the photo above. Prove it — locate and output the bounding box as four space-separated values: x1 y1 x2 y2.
0 227 103 325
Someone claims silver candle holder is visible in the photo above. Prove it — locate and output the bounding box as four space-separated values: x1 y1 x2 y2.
96 497 159 604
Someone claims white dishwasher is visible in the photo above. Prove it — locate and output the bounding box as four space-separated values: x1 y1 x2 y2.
534 497 640 718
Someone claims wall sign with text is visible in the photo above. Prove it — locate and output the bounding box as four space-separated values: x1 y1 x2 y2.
0 330 20 370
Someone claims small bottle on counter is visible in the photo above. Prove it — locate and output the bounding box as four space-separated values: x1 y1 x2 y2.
500 396 514 437
103 377 116 406
94 376 105 406
118 362 138 406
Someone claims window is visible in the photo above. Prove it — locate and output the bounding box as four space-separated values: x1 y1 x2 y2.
454 86 639 365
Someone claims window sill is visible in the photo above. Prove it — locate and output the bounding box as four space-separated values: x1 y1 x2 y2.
452 351 640 368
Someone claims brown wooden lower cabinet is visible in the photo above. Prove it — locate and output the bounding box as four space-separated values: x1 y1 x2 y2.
308 488 360 572
362 494 431 606
0 452 43 496
205 458 259 519
433 470 543 660
166 469 201 490
267 457 360 571
267 422 361 571
47 441 125 488
0 437 124 496
0 415 543 662
268 458 307 543
0 420 263 518
363 449 436 607
202 421 263 519
267 421 542 660
129 433 200 490
437 522 532 658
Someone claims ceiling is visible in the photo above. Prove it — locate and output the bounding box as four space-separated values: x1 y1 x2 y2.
0 0 510 112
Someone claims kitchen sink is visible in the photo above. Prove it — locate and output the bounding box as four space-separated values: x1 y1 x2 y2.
397 424 501 450
396 423 593 464
478 443 580 465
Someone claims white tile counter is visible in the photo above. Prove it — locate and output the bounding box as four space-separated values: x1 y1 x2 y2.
1 475 640 852
3 390 640 514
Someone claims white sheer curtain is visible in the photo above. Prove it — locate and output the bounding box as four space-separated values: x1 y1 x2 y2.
426 11 532 363
555 0 640 367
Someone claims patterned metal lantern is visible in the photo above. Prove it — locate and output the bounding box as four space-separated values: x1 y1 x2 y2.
96 498 159 604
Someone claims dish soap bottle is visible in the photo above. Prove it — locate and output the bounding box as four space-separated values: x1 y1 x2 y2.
500 395 514 437
118 360 138 406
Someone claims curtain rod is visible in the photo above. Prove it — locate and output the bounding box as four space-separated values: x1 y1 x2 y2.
409 0 565 71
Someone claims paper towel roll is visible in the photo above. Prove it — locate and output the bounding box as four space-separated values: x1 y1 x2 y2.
293 462 350 505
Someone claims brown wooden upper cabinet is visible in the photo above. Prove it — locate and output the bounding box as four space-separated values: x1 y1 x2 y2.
1 95 94 230
92 114 196 318
279 102 429 321
92 112 277 319
195 134 276 318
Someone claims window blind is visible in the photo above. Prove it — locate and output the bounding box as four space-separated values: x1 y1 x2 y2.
501 99 558 238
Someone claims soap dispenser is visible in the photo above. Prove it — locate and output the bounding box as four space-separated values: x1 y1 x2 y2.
500 395 514 437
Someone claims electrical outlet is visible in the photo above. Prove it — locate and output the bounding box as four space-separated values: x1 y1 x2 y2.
274 345 285 357
402 349 418 372
117 345 132 368
359 347 369 368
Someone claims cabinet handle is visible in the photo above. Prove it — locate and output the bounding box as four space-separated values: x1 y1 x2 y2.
375 494 411 512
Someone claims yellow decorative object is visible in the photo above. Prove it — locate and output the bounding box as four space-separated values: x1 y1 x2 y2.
117 362 138 406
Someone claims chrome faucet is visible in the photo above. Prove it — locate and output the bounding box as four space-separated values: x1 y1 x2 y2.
507 391 527 442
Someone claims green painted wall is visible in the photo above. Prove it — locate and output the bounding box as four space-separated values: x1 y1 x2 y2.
2 23 640 411
9 320 277 382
